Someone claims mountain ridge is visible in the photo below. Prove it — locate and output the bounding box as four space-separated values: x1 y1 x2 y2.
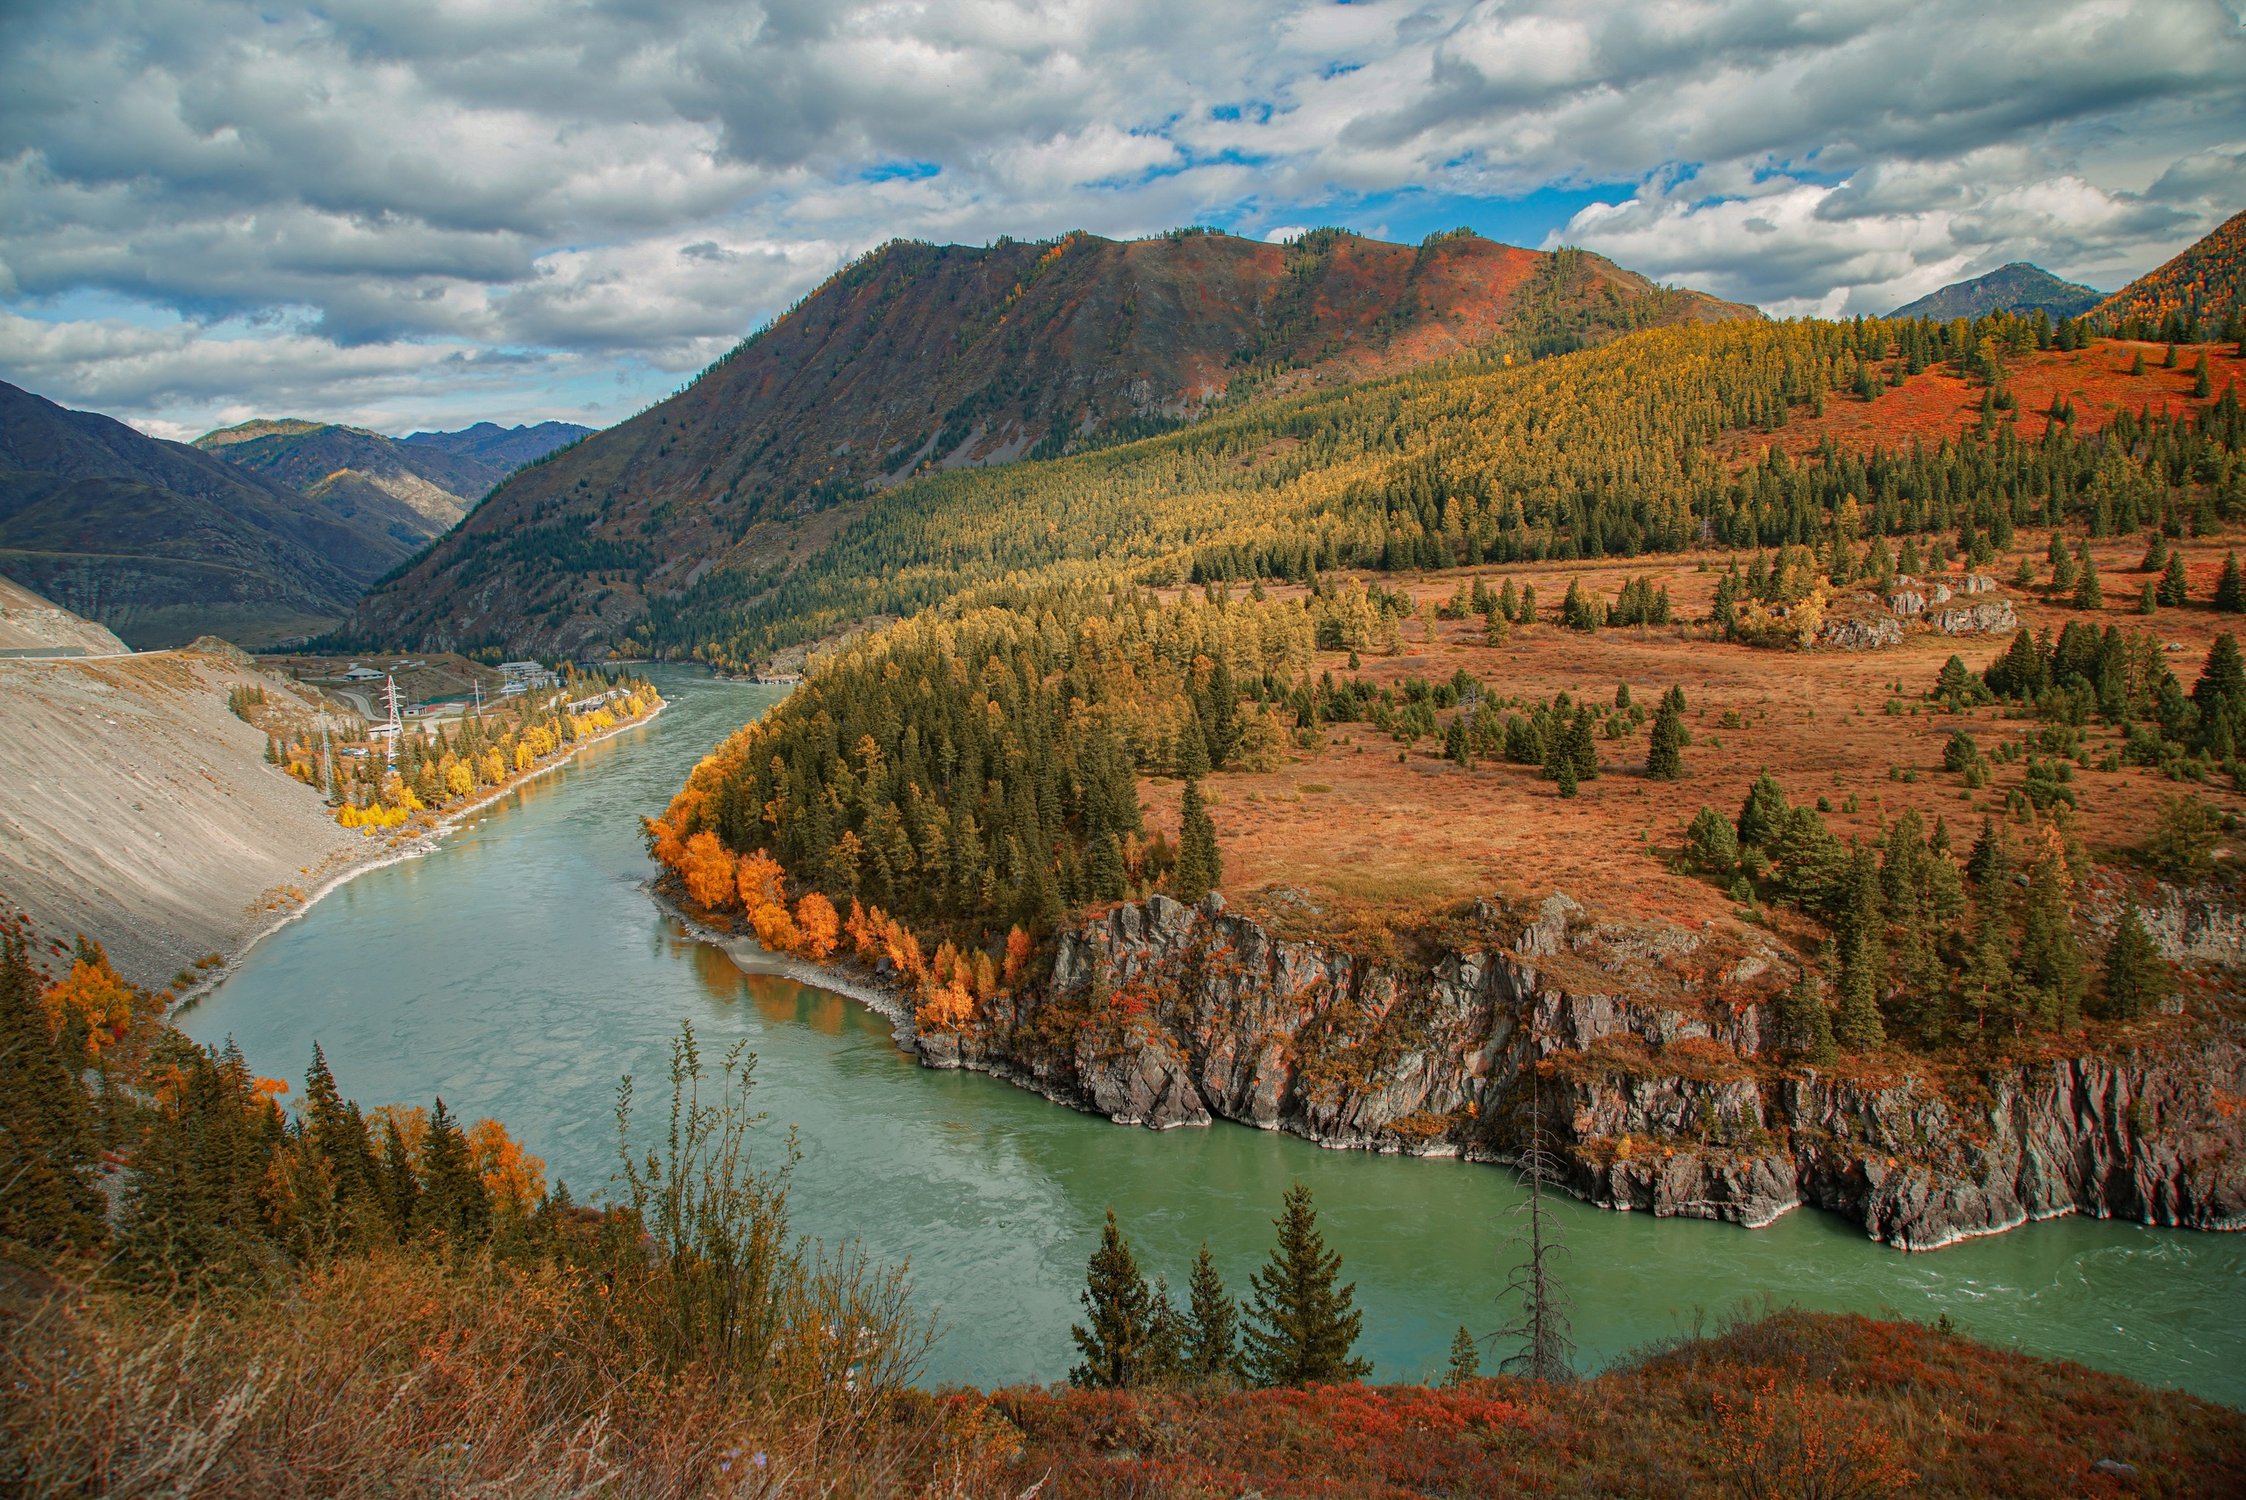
0 380 418 647
342 227 1756 655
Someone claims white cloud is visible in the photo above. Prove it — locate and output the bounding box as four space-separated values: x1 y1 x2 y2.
1 0 2241 432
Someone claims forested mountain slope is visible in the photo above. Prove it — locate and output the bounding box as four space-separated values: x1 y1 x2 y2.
0 381 418 647
339 229 1751 656
195 418 500 536
638 313 2243 670
2096 207 2246 337
1889 262 2101 320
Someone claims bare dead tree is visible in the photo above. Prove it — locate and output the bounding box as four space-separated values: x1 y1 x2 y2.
1498 1064 1575 1382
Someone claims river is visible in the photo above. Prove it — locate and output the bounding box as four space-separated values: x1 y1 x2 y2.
181 666 2246 1401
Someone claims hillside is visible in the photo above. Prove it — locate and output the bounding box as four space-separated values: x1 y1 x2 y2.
401 418 591 469
1888 261 2101 320
0 641 358 989
0 573 128 657
194 419 502 535
2096 207 2246 337
340 229 1753 656
0 382 421 647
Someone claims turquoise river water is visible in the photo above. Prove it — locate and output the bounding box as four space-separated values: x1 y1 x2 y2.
181 667 2245 1400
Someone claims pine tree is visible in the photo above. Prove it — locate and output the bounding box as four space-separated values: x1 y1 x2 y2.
2099 906 2169 1020
1175 712 1212 779
1173 779 1221 904
0 924 103 1253
1241 1183 1371 1387
1833 933 1886 1052
1736 771 1790 851
2215 553 2246 613
1184 1242 1241 1384
1443 1325 1482 1388
2017 842 2085 1032
2192 352 2212 399
2159 551 2190 607
1777 970 1838 1065
1566 708 1598 782
1088 831 1129 902
2074 549 2103 611
1645 695 1686 779
419 1098 490 1244
1148 1275 1185 1384
1070 1208 1158 1388
2196 634 2246 714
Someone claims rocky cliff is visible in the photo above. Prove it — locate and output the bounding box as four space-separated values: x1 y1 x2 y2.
911 891 2246 1250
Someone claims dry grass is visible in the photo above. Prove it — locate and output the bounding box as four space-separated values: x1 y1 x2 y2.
1710 340 2246 467
0 1256 1022 1499
1144 533 2246 953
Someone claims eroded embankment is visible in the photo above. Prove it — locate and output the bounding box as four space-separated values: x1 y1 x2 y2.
0 646 361 987
902 891 2246 1250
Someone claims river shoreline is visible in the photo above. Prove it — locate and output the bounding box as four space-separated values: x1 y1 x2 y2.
174 698 668 1015
665 884 2246 1256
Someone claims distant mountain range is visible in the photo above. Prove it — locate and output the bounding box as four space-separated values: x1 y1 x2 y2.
403 420 590 470
1888 263 2104 320
0 381 429 648
0 392 590 649
340 227 1757 656
195 418 590 536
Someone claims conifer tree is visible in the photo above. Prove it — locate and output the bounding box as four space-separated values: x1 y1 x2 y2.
1241 1183 1371 1387
1184 1242 1241 1384
1173 779 1221 904
1645 694 1686 779
2074 549 2103 611
2160 551 2190 607
1148 1274 1185 1383
1088 832 1129 903
2100 906 2170 1020
1175 713 1212 780
1777 971 1837 1065
419 1098 490 1244
2216 553 2246 613
0 925 102 1253
2017 842 2085 1032
1736 771 1790 851
1443 1325 1482 1388
1071 1208 1158 1388
1834 935 1886 1052
1566 707 1599 782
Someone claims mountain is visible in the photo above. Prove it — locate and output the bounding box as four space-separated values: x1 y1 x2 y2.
195 418 504 535
0 381 420 648
402 419 591 470
341 227 1754 655
1888 262 2102 320
2095 208 2246 336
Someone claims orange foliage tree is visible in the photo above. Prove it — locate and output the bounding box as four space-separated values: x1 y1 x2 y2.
677 831 738 910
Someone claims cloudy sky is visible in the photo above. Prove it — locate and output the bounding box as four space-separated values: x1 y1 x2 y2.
3 0 2242 441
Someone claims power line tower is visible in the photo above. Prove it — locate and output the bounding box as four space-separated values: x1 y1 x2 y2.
381 674 404 767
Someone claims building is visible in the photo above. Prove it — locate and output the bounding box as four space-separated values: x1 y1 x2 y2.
499 660 558 692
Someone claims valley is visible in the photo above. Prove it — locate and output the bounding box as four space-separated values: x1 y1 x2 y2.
8 204 2246 1495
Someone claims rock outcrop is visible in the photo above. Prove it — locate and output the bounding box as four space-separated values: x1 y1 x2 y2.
909 892 2246 1250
